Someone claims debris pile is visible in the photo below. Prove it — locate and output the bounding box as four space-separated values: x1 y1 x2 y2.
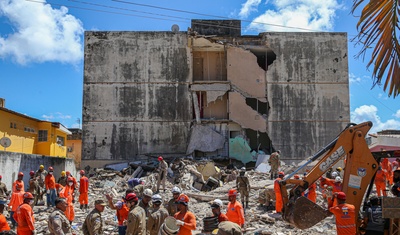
4 159 341 235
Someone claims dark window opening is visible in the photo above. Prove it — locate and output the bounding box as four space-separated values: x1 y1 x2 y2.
245 98 269 116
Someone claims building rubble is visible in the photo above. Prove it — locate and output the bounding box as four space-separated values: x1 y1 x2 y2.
5 159 339 235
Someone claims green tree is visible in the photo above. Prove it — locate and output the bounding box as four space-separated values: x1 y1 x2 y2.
351 0 400 97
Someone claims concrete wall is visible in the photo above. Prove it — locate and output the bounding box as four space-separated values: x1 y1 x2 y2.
0 151 77 191
263 32 350 160
83 32 191 163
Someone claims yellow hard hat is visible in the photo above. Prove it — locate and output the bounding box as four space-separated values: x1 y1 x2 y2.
61 171 66 176
39 165 44 169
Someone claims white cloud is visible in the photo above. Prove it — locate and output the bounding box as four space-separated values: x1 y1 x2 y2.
239 0 262 18
247 0 342 32
351 105 400 133
349 73 361 84
42 112 71 121
0 0 84 65
395 110 400 118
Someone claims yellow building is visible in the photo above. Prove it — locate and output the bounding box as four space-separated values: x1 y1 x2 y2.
66 128 82 167
0 101 71 157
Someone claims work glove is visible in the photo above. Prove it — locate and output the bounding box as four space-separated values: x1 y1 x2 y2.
176 220 185 226
47 189 50 194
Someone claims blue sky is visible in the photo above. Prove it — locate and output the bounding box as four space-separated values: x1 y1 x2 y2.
0 0 399 133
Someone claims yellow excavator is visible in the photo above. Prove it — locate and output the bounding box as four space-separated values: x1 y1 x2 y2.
279 121 380 230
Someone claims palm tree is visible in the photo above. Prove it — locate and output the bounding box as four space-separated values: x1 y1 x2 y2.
351 0 400 97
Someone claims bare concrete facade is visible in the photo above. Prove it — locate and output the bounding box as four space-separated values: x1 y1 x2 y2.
82 20 350 166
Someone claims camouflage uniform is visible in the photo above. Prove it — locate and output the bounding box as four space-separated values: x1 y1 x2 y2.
268 152 280 179
236 173 250 208
0 181 9 200
157 160 168 192
57 176 67 187
35 169 47 201
258 184 275 208
82 208 103 235
28 177 40 207
147 207 168 235
166 198 178 216
126 205 146 235
48 208 73 235
217 221 242 235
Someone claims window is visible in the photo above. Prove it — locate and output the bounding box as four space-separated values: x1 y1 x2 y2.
10 122 13 128
57 136 65 146
38 130 48 142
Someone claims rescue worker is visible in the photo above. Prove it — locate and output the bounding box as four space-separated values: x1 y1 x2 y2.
226 189 245 228
210 199 228 223
328 192 356 235
127 178 143 189
28 171 40 207
167 186 181 216
268 150 281 179
147 194 168 235
258 184 275 210
9 182 24 229
106 189 133 235
48 197 72 235
65 171 77 192
236 167 250 208
125 192 146 235
57 171 67 187
82 199 106 235
45 167 56 207
362 195 385 235
59 177 75 223
79 170 89 211
216 221 242 235
0 200 10 232
13 172 25 193
274 172 285 214
0 175 10 201
156 156 168 193
381 158 393 185
174 194 196 235
375 166 387 197
14 192 36 235
139 188 153 213
307 181 317 203
35 165 47 202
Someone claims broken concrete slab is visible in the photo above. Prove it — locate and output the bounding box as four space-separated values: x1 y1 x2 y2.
186 125 226 154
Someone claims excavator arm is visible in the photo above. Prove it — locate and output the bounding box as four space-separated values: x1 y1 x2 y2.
279 121 379 229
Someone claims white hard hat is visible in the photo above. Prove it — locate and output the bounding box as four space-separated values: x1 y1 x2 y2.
212 199 223 208
331 172 338 177
335 176 342 183
172 186 181 194
240 167 246 171
143 188 153 197
152 194 162 203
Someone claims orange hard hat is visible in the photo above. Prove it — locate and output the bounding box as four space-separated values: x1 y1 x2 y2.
48 166 54 171
176 194 190 205
80 170 85 175
18 172 24 176
228 189 238 196
278 171 285 176
158 156 163 161
23 192 34 199
29 171 35 176
66 171 71 175
294 175 300 179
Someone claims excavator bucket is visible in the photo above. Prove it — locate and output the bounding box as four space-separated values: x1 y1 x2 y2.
283 196 331 229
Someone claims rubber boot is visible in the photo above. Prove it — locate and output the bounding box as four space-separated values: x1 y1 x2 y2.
246 201 249 208
80 205 83 210
85 204 88 211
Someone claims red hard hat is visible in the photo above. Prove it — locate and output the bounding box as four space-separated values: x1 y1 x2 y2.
66 171 71 175
0 175 2 179
228 189 238 196
125 193 138 202
158 156 163 161
278 171 285 176
337 192 346 200
67 177 73 182
29 171 35 176
294 175 300 179
80 170 85 175
23 192 34 199
18 172 24 176
48 167 54 171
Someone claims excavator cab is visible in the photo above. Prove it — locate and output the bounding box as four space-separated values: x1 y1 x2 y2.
279 121 379 229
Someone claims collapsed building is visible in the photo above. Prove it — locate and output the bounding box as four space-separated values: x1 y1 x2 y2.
82 20 350 167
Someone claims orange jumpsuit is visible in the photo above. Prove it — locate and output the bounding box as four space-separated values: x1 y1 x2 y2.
226 200 245 227
14 203 35 235
274 177 283 213
381 159 393 185
60 185 75 222
329 201 356 235
307 183 317 203
45 174 56 190
79 176 89 205
374 169 387 197
115 200 129 226
0 213 10 232
12 180 25 193
174 211 196 235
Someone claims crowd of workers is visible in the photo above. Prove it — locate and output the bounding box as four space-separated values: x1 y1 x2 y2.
0 153 400 235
